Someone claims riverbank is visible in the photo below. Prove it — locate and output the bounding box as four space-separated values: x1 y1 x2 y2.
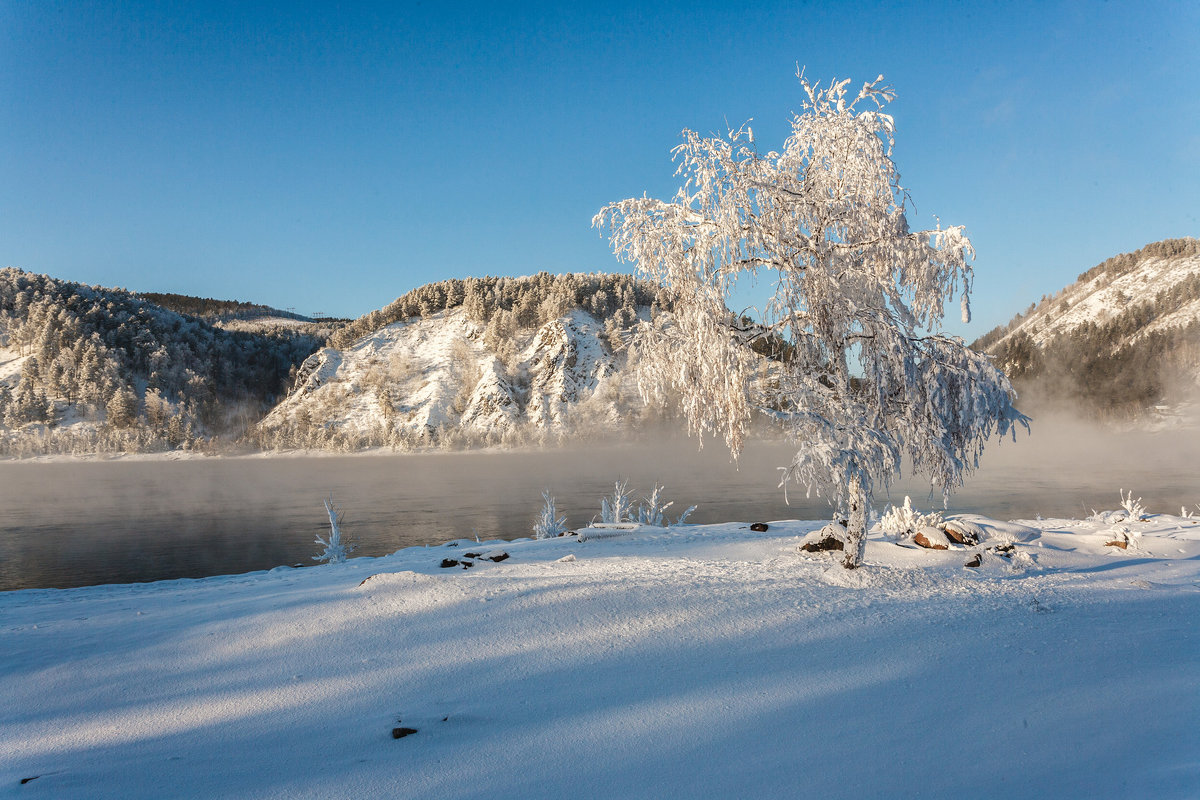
3 514 1198 798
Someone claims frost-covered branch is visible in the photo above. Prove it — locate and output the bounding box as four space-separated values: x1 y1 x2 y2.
595 72 1027 568
314 496 353 564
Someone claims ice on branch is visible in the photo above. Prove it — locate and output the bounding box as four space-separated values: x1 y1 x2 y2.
594 72 1028 568
314 496 354 564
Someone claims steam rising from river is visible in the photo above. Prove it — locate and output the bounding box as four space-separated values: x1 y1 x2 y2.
1 421 1196 590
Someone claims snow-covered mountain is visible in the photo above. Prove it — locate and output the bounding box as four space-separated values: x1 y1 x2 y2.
975 238 1200 421
254 274 667 450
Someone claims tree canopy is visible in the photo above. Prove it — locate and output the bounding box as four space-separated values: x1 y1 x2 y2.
596 74 1027 567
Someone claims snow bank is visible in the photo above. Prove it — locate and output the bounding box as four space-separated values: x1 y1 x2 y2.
2 516 1198 798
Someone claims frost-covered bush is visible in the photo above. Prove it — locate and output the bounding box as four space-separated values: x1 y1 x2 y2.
533 490 568 539
635 482 698 527
1092 489 1151 524
314 497 354 564
1119 489 1147 521
637 483 672 526
877 496 943 540
600 480 635 524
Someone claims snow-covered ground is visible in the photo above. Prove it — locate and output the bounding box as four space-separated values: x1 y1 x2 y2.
2 514 1198 798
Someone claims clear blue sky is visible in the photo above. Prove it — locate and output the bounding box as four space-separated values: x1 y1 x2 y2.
2 0 1196 336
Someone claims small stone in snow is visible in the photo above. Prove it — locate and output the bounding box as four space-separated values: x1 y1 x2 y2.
440 559 460 568
483 551 509 563
463 552 482 559
392 727 418 739
750 522 769 532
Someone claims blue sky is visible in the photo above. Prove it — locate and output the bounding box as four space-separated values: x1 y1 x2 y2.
2 0 1196 337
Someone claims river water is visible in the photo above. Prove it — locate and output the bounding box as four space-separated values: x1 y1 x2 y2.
1 426 1196 591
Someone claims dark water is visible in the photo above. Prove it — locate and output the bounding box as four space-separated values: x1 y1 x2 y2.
1 429 1196 591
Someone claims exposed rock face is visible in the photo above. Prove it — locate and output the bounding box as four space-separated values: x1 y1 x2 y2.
258 307 650 447
525 314 617 429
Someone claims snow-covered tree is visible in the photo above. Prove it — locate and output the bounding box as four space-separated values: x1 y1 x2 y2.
595 74 1027 568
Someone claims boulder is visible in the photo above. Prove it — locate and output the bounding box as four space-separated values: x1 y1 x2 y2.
440 558 460 568
913 526 950 550
750 522 769 532
799 524 846 553
942 518 984 545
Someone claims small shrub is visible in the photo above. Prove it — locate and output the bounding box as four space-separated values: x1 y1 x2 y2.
600 479 634 524
877 496 943 540
533 490 568 539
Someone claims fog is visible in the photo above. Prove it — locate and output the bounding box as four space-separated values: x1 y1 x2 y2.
1 421 1196 591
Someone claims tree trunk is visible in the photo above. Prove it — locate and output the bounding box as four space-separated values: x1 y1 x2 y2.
841 473 868 569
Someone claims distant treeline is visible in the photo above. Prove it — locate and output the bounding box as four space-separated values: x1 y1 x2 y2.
137 292 314 323
329 272 666 350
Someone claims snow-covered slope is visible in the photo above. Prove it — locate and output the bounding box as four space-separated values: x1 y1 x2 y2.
977 239 1200 423
986 240 1200 351
258 307 644 447
3 512 1198 798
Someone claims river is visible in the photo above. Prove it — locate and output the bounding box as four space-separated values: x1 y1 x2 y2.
1 425 1196 591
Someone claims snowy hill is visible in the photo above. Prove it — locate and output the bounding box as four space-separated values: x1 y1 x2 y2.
975 238 1200 422
256 304 651 449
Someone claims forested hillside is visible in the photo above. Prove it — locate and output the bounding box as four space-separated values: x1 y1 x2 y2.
0 269 323 455
975 238 1200 421
255 272 675 450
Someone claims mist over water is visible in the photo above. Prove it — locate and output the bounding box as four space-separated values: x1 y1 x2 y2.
1 421 1196 591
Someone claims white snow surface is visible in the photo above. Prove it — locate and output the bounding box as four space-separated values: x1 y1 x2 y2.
2 515 1199 798
0 345 26 388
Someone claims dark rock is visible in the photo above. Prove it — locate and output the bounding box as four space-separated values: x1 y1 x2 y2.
749 522 769 532
991 543 1016 557
392 727 418 739
964 554 982 568
484 551 509 563
800 534 844 552
20 776 40 785
440 558 460 568
463 552 482 559
460 560 474 569
913 527 950 550
942 519 984 545
446 542 458 547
